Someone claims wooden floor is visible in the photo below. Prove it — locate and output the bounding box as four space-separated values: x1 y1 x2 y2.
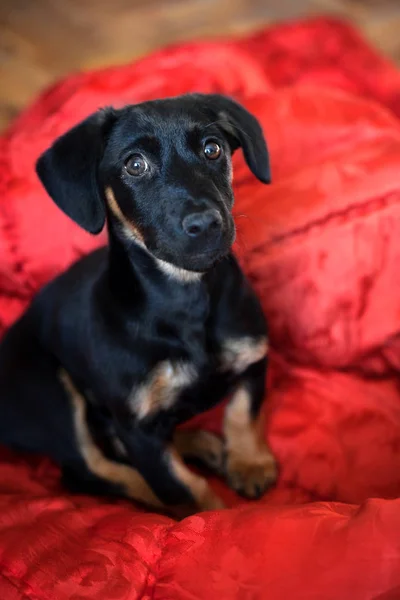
0 0 400 131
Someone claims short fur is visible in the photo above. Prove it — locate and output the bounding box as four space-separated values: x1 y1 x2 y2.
0 93 277 513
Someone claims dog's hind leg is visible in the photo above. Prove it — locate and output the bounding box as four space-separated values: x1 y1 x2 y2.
59 369 164 510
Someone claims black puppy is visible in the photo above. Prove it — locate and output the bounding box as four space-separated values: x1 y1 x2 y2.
0 93 277 513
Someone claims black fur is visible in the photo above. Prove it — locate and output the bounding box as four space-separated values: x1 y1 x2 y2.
0 93 271 506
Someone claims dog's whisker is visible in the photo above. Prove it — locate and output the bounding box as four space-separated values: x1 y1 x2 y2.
233 213 250 220
202 119 224 129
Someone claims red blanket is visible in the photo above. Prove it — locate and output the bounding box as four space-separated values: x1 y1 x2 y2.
1 17 400 599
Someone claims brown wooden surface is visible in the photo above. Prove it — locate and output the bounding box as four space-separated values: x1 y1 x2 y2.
1 0 399 131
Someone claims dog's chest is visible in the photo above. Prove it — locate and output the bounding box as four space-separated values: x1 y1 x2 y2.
129 334 268 422
126 275 267 423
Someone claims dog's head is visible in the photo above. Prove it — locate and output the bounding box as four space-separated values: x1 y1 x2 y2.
37 94 270 274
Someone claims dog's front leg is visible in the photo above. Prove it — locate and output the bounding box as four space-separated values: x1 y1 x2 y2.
61 369 223 514
113 411 225 514
223 357 277 499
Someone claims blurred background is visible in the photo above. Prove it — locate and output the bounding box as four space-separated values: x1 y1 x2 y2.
0 0 399 131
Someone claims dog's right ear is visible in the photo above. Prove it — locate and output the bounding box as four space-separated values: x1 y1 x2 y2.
36 108 117 234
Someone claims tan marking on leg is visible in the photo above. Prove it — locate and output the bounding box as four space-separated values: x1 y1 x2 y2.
174 430 224 473
59 369 163 509
130 361 196 420
105 186 146 246
224 385 277 498
111 435 128 459
168 447 225 512
220 336 268 374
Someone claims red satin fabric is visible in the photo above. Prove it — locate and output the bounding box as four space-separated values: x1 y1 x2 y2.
1 17 400 599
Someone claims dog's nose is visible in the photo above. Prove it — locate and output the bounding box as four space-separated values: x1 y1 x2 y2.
182 209 222 238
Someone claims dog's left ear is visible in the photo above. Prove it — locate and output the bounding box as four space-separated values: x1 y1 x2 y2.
201 94 271 184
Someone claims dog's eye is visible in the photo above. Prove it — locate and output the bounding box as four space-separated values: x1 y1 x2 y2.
203 141 222 160
125 154 148 176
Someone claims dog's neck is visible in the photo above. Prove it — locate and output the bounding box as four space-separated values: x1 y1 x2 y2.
105 224 210 314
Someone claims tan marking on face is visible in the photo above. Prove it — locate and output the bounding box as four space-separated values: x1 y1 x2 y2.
104 186 146 246
59 369 163 509
174 430 224 473
105 187 202 283
130 361 196 421
220 336 268 374
154 257 203 283
224 385 277 498
168 447 225 511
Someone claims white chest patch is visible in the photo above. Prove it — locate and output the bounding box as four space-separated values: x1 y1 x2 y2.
130 360 197 420
220 336 268 374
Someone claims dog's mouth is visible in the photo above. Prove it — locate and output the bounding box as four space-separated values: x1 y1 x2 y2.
147 235 234 274
181 249 226 271
166 229 236 272
139 213 236 274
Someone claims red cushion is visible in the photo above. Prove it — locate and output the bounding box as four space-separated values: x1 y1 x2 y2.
1 16 400 599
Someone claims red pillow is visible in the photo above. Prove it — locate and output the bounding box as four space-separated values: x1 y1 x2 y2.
1 17 400 600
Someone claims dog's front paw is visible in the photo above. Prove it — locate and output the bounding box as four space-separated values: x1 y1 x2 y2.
174 430 225 474
225 447 277 499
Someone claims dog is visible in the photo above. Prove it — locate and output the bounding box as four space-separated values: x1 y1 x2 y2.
0 93 277 514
